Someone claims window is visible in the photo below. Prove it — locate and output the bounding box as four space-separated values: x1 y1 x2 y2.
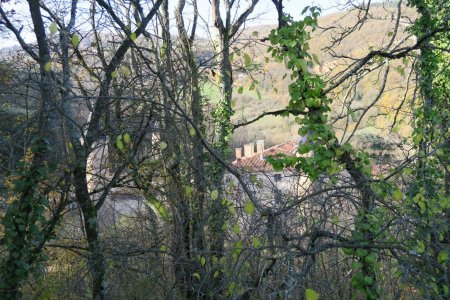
274 174 282 182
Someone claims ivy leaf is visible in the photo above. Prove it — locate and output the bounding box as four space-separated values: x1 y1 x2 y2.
298 144 311 154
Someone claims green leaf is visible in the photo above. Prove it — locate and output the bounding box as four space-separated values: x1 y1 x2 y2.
438 251 448 263
244 201 255 215
244 52 252 66
123 133 131 144
237 86 244 94
211 190 219 200
147 196 169 221
364 253 377 264
185 186 192 196
200 256 206 266
130 32 137 42
193 273 201 280
351 262 362 270
363 276 373 286
116 135 124 150
312 53 320 65
72 34 79 47
233 224 240 234
189 127 196 137
305 288 318 300
50 22 57 34
298 144 311 154
252 237 262 248
160 142 168 150
111 71 117 78
356 248 368 257
393 189 403 201
413 133 423 145
256 89 262 100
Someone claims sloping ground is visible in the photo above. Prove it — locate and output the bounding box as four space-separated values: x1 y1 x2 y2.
221 3 417 154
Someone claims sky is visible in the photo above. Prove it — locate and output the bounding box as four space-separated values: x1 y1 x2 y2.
0 0 344 49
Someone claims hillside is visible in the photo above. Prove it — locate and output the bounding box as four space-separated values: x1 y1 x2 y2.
207 3 418 155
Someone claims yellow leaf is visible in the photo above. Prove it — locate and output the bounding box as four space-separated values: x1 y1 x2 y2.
72 34 79 47
44 62 52 72
119 65 131 77
244 201 255 215
50 22 57 34
189 127 196 137
305 288 318 300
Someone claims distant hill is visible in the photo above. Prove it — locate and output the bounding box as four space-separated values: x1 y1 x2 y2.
211 3 417 156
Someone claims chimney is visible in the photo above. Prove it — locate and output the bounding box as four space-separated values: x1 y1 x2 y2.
235 147 242 159
256 140 265 158
243 143 255 157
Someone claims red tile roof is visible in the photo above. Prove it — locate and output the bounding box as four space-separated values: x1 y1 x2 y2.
232 140 298 172
232 140 390 176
